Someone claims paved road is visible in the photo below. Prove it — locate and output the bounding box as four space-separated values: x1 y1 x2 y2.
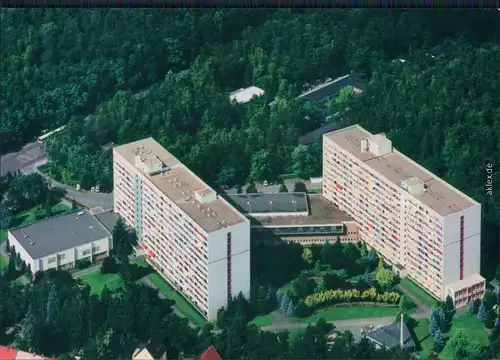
261 308 429 341
261 315 396 341
37 171 114 211
1 142 48 176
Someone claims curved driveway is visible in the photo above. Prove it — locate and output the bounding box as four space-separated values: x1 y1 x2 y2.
35 170 114 211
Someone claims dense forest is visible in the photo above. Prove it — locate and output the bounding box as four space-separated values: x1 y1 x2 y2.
2 9 500 357
3 8 499 277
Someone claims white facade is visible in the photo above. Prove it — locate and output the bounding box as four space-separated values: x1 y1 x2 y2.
7 231 111 274
113 138 250 320
207 221 250 318
323 125 485 306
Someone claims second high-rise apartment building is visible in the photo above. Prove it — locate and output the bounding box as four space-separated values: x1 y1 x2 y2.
113 138 250 320
323 125 485 307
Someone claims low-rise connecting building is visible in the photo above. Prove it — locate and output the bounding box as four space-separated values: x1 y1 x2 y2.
7 209 112 274
226 193 359 245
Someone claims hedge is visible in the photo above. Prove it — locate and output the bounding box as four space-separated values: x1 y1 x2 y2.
304 287 400 308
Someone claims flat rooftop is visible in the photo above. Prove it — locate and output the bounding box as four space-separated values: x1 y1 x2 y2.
446 273 485 292
324 125 479 216
251 194 352 227
229 86 265 104
93 210 120 234
114 138 246 233
9 209 111 259
226 193 308 214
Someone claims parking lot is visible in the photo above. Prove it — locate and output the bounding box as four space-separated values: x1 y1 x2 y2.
0 142 48 176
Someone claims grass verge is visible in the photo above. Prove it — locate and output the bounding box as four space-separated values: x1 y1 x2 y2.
146 272 206 327
308 188 322 194
413 318 434 358
293 305 400 323
399 278 439 308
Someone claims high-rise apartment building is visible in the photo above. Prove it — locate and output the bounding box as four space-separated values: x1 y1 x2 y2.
323 125 485 307
113 138 250 320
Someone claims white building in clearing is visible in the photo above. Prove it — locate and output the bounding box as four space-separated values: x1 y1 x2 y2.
7 209 112 274
229 86 265 104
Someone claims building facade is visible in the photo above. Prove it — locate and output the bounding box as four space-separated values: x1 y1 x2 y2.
7 209 112 275
113 138 250 320
323 125 485 306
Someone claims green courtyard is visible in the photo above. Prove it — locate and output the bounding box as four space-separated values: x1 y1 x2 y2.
146 272 206 327
79 270 125 295
412 313 490 359
439 314 490 360
76 258 207 328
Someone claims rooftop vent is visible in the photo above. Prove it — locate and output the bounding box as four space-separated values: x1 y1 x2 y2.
77 211 84 216
76 217 79 220
89 226 93 229
29 240 35 246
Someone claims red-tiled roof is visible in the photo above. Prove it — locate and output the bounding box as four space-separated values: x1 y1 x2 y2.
200 345 222 360
0 346 18 360
0 345 55 360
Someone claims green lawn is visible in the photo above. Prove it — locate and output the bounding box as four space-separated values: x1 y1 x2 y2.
292 305 400 323
250 313 276 327
146 272 206 327
399 278 440 308
79 270 124 295
439 314 490 360
308 188 323 194
413 318 434 358
0 229 6 244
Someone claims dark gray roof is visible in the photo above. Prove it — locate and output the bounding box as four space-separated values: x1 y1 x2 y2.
297 74 366 103
299 121 343 145
94 210 120 234
366 322 415 349
9 209 111 259
226 193 308 215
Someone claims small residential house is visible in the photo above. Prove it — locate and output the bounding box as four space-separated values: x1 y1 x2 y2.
132 341 167 360
229 86 265 104
364 320 416 351
7 209 113 274
0 345 55 360
200 345 222 360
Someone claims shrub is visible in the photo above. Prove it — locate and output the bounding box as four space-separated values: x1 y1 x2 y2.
294 299 313 318
75 259 92 270
477 302 487 321
304 287 400 309
101 256 118 274
467 299 480 314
